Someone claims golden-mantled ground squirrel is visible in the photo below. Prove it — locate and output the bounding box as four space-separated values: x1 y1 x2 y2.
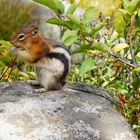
10 24 71 92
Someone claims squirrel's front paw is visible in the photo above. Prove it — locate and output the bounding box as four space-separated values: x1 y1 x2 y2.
33 88 47 93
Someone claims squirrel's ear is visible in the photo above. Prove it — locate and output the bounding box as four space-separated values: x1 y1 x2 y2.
28 24 38 30
28 23 38 35
32 28 38 35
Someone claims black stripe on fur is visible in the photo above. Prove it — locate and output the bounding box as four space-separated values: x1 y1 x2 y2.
47 52 69 81
55 44 71 55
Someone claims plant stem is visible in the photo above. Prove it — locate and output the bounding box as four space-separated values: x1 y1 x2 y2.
0 67 10 80
129 16 136 66
81 32 93 44
0 56 17 80
6 67 15 80
107 51 135 68
55 11 62 20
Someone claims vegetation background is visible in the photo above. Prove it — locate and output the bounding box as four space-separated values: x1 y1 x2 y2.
0 0 140 138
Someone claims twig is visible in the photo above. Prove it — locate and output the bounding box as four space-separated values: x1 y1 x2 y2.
81 33 93 44
6 67 15 81
0 56 17 80
129 16 136 66
0 67 10 80
55 11 62 20
107 51 135 68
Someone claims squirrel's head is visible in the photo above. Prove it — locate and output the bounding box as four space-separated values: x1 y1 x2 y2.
10 24 51 63
10 24 40 50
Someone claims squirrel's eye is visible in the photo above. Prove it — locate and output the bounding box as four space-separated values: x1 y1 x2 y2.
32 29 38 35
17 34 25 40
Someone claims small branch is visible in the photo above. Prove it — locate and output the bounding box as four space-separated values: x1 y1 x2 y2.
55 11 62 20
6 67 15 81
0 56 17 80
0 67 10 80
129 16 136 66
108 51 135 68
81 33 93 44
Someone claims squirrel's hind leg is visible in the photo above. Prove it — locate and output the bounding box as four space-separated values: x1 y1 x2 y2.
26 80 40 86
27 80 47 93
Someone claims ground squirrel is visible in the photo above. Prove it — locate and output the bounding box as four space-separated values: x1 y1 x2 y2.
10 24 71 92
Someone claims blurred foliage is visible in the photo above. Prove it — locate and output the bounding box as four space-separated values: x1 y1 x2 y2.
0 0 140 138
71 0 121 16
0 42 35 82
80 0 121 16
0 0 34 40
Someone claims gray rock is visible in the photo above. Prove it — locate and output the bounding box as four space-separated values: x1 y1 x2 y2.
0 81 138 140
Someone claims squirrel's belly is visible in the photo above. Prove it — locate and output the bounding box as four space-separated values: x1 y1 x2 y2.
34 58 65 90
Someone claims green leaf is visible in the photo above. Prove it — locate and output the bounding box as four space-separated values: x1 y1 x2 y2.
34 0 64 14
62 36 76 46
129 98 140 106
118 9 129 16
0 55 10 63
132 77 140 90
83 7 97 23
79 57 95 74
33 0 57 10
127 0 140 13
67 14 81 26
119 89 129 94
133 125 140 129
138 9 140 18
74 43 108 53
66 15 86 31
134 67 140 73
47 18 66 26
102 81 109 88
0 40 11 47
121 0 129 8
91 43 108 52
73 45 91 54
91 22 107 34
118 9 130 21
67 2 78 15
61 30 77 46
134 46 140 55
0 61 5 67
65 21 77 30
54 0 65 14
113 11 126 37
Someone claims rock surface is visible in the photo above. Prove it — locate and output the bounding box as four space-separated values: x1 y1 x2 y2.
0 81 138 140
